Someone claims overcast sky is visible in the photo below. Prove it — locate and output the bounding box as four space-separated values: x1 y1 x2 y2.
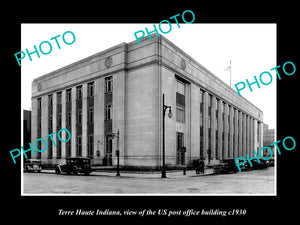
21 23 276 129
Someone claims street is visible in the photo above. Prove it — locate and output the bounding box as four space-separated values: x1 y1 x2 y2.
23 167 275 195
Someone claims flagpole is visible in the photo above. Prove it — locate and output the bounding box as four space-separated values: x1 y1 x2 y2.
224 60 232 88
230 60 232 88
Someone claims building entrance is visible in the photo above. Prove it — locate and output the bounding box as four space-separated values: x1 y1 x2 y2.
176 132 185 165
105 137 113 166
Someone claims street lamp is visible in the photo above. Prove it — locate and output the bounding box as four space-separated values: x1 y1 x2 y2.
162 94 172 178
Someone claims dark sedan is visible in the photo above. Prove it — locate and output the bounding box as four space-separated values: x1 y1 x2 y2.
24 159 42 172
213 159 238 174
55 157 92 175
250 159 268 169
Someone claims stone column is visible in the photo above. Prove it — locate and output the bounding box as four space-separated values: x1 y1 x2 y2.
223 103 229 159
211 96 216 161
52 93 57 161
238 111 243 157
234 108 238 158
94 78 105 165
203 92 208 160
71 87 77 158
242 113 247 157
217 99 222 160
41 95 48 162
61 90 66 160
229 106 234 158
82 83 88 157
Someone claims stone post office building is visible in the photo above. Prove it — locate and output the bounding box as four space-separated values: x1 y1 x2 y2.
31 35 264 169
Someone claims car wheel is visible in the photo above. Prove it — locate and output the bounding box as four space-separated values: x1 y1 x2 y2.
72 166 78 175
55 166 61 174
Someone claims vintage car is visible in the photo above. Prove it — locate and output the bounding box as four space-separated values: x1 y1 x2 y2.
24 159 42 172
238 159 252 171
213 159 238 174
267 158 275 167
55 157 92 175
250 159 268 169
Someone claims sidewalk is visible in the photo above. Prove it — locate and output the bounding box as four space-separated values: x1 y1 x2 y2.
41 168 214 179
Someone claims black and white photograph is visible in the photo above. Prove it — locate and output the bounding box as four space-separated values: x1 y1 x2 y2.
4 5 298 225
21 23 276 195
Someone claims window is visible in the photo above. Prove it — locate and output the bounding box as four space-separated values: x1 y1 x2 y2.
76 85 82 100
88 106 94 123
88 82 94 97
57 92 62 105
215 98 219 110
105 76 113 93
77 108 82 124
76 136 82 157
176 107 185 123
176 79 186 123
66 142 71 158
57 113 61 125
88 135 94 158
37 98 42 110
48 137 53 159
66 89 72 102
105 104 112 120
48 95 53 107
57 141 62 159
177 80 185 95
48 114 53 131
200 112 203 126
67 111 72 127
57 113 62 127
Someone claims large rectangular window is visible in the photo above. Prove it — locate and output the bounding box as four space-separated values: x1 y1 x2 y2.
57 91 62 105
87 81 94 97
77 108 82 124
76 85 82 100
176 106 185 123
105 76 113 93
176 79 185 123
88 135 94 158
66 89 72 102
76 136 82 157
105 104 113 120
177 80 185 95
67 111 72 127
88 106 94 124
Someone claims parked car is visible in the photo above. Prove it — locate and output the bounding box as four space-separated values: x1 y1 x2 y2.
55 157 92 175
250 159 268 169
267 158 275 167
238 159 252 171
213 159 238 174
24 159 42 172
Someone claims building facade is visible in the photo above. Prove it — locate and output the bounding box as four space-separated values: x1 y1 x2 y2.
263 124 275 158
23 110 31 159
31 35 263 169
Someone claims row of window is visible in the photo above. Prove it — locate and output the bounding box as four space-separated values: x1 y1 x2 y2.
200 89 261 159
47 78 113 106
37 76 113 159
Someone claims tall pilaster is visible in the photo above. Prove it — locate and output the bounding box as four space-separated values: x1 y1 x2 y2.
82 83 88 157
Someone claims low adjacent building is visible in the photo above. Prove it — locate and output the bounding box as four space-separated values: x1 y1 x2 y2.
263 124 275 158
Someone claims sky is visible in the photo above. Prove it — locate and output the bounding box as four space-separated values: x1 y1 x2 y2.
21 23 276 129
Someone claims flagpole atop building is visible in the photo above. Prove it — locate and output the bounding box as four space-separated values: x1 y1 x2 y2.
229 60 232 88
224 60 232 88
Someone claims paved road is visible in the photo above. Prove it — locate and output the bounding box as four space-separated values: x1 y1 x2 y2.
23 167 275 195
